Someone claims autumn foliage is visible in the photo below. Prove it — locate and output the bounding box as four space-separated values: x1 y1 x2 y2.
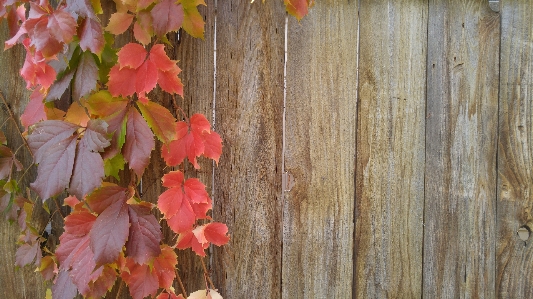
0 0 313 298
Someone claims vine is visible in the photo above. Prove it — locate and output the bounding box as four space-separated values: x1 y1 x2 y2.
0 0 313 298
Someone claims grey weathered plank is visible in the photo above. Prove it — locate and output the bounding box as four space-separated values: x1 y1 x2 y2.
0 20 48 299
355 1 426 298
424 1 500 298
283 1 357 298
212 0 285 297
497 1 533 298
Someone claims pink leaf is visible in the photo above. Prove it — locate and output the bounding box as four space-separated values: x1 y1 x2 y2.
78 17 104 54
150 0 183 36
126 204 162 264
123 107 154 177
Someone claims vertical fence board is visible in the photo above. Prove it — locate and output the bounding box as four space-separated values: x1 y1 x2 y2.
355 1 426 298
424 1 499 298
212 1 284 297
497 1 533 298
0 22 48 298
283 1 357 298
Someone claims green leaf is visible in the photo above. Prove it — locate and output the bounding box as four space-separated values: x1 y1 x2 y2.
104 154 125 180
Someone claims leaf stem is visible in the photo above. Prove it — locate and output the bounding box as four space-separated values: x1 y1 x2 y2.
175 268 188 299
199 256 215 290
53 197 65 218
171 95 188 121
0 91 34 159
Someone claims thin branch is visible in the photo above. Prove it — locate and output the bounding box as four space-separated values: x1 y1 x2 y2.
199 256 215 290
53 197 65 218
0 91 34 159
115 279 124 299
175 268 188 299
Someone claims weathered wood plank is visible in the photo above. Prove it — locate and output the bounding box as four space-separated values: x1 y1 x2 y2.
283 1 357 297
212 1 284 297
424 1 499 298
0 20 48 299
355 1 426 298
497 1 533 298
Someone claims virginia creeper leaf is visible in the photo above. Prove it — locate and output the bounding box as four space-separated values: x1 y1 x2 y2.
179 0 205 39
123 107 154 177
106 12 134 35
117 43 146 69
47 9 77 44
66 0 97 19
104 153 125 180
126 203 162 264
90 196 129 265
85 265 117 298
162 114 221 168
152 245 177 289
86 90 128 117
150 0 184 36
30 134 77 200
176 230 206 256
15 241 42 267
37 255 57 281
86 183 128 214
284 0 313 20
45 70 74 102
133 12 153 45
137 100 177 144
78 17 104 55
52 271 77 299
64 101 90 127
28 120 79 163
73 51 99 100
68 120 109 199
188 289 223 299
121 258 159 299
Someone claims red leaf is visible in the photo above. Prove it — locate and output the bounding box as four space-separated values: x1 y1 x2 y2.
149 44 175 71
150 0 183 36
123 107 154 177
133 12 153 45
20 90 46 129
55 209 99 295
157 292 185 299
90 195 130 265
117 43 147 69
126 203 162 264
52 271 78 299
157 68 184 95
162 114 221 169
183 178 209 204
73 51 98 100
82 119 111 152
20 39 57 89
78 17 104 55
137 100 177 144
121 258 159 299
176 230 207 256
106 12 134 35
85 265 117 298
30 134 77 200
284 0 313 20
202 222 229 246
134 59 158 95
86 183 128 214
158 171 211 233
152 245 177 289
108 65 137 97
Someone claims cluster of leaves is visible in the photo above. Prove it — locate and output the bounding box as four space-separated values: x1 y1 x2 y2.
0 0 313 297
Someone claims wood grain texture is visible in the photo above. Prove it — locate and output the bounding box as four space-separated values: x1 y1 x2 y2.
0 21 48 299
212 1 284 297
497 1 533 298
355 1 426 298
424 1 500 298
283 1 357 298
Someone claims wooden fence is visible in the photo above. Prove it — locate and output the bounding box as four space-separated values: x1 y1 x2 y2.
1 0 532 298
